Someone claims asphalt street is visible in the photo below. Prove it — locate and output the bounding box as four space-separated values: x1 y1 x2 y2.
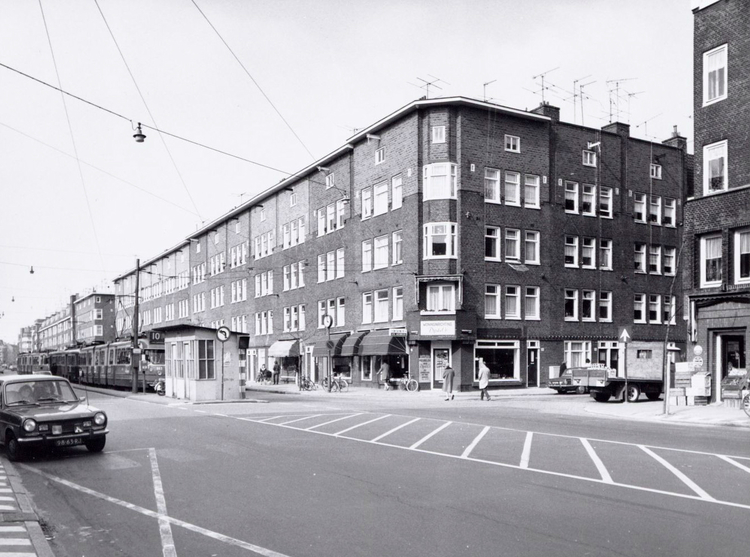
11 389 750 557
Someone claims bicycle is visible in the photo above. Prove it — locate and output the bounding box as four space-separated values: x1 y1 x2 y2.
742 393 750 418
394 376 419 392
299 375 318 391
321 374 349 392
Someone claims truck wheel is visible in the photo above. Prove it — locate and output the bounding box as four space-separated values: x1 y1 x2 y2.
646 392 661 401
625 384 641 402
576 386 587 394
593 392 610 402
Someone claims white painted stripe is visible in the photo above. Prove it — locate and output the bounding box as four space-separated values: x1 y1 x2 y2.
0 490 11 494
409 421 452 450
0 506 16 511
639 445 715 501
20 466 295 557
0 539 31 545
256 416 284 423
334 414 390 436
306 414 362 431
371 418 421 442
0 553 36 557
520 432 533 469
461 426 490 459
212 413 228 418
149 448 177 557
718 454 750 474
0 497 14 501
580 438 613 484
278 414 322 426
0 526 25 533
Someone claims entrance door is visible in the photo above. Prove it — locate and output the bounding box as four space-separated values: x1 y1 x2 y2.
722 335 746 379
527 341 539 387
432 348 451 389
598 341 621 375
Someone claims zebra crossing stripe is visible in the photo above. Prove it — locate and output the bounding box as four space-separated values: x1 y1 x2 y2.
410 422 452 450
461 426 490 459
371 418 421 443
520 432 533 469
640 445 715 501
580 438 614 484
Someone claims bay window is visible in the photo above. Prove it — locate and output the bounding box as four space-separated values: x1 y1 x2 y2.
423 222 457 259
423 163 457 200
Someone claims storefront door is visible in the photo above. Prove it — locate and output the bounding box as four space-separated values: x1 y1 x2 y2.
432 347 451 389
527 341 539 387
722 335 746 378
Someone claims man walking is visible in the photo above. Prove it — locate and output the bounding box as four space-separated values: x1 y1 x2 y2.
478 358 491 401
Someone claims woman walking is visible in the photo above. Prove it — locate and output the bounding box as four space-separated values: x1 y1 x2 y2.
442 365 455 401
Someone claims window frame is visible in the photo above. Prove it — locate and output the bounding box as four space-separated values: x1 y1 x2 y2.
564 289 579 321
703 43 727 106
504 134 520 153
734 228 750 285
700 234 723 287
565 181 579 213
432 125 446 144
484 168 500 203
424 163 458 201
582 150 597 167
423 222 457 259
704 140 728 194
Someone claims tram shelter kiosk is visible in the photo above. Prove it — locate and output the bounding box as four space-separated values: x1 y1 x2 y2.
154 324 243 402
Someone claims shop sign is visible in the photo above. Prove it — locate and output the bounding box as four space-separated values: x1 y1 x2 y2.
389 327 407 337
420 320 455 337
418 355 431 382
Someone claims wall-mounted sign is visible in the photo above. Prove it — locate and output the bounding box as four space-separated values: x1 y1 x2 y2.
420 320 455 337
389 328 407 337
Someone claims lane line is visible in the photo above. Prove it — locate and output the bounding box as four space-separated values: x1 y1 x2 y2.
0 539 31 545
277 414 323 425
580 438 613 484
371 418 421 442
20 466 295 557
306 414 363 431
410 421 452 450
520 432 533 469
639 445 715 501
149 448 177 557
461 426 490 459
334 414 391 436
718 454 750 474
0 526 26 533
256 416 285 423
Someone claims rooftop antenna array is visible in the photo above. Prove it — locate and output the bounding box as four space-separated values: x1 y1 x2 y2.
483 79 497 102
531 66 560 104
572 74 592 125
409 74 449 99
606 78 636 123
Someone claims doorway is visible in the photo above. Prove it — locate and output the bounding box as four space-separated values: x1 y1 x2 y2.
722 335 746 379
527 341 539 387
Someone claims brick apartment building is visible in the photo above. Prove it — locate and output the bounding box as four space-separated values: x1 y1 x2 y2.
113 95 688 395
685 0 750 402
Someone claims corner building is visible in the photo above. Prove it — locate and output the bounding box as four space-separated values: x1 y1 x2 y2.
115 96 686 395
685 0 750 402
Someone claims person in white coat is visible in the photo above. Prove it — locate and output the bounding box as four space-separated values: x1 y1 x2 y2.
478 358 491 401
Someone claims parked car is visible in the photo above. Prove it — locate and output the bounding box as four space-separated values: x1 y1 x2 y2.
0 374 108 461
548 367 591 394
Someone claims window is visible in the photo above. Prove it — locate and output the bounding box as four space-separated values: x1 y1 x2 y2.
664 247 676 276
362 240 372 272
260 208 266 222
525 287 540 320
564 341 591 368
374 290 389 322
650 163 662 179
564 289 578 321
703 44 727 105
634 243 646 273
701 235 722 286
649 245 662 274
599 292 612 322
524 174 540 208
393 287 404 321
599 239 613 270
704 140 727 193
634 294 646 323
195 241 201 253
485 227 500 260
648 294 661 324
505 286 520 319
326 251 335 281
374 181 389 216
423 163 457 200
663 296 676 325
391 175 403 210
375 147 385 164
735 229 750 284
504 172 520 206
565 236 579 267
565 182 578 213
663 198 676 227
426 284 455 312
582 184 596 216
290 191 297 207
505 134 520 152
423 222 457 258
432 125 446 143
582 238 596 269
634 193 646 222
197 340 215 380
525 231 540 265
649 196 662 225
582 290 595 322
485 284 501 318
505 229 520 261
582 150 597 167
325 172 335 189
362 187 373 219
336 299 345 327
374 235 389 269
485 168 500 203
392 231 403 265
317 254 326 282
599 187 612 218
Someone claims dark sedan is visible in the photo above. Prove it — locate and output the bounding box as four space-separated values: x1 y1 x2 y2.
0 374 108 461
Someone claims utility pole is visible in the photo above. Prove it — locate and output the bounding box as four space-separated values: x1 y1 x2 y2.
131 259 140 393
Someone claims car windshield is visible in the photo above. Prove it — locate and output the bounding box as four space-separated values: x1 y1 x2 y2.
4 380 78 406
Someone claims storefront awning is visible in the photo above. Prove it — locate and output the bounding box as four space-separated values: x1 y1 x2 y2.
312 333 349 357
268 340 300 358
339 332 368 357
359 330 407 356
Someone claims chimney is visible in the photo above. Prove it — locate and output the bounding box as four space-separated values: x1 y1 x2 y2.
662 125 687 151
531 102 560 122
602 122 630 137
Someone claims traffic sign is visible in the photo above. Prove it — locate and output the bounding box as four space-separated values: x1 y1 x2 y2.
216 326 231 342
619 328 631 343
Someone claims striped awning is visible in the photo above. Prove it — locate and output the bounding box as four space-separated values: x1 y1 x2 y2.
358 330 407 356
268 340 300 358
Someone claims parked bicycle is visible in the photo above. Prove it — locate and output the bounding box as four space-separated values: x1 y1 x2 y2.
393 375 419 392
299 375 318 391
322 374 349 392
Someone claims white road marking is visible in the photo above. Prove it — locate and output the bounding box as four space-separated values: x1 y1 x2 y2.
718 454 750 474
370 417 421 442
580 438 613 484
305 413 362 431
0 526 26 533
0 506 15 511
0 539 31 545
277 414 323 426
520 432 533 469
256 416 285 423
334 414 391 436
20 465 296 557
461 426 490 459
149 448 177 557
410 421 452 450
639 445 715 501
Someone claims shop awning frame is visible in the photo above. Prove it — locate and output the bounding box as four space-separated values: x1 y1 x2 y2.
268 340 300 358
312 333 350 357
339 332 368 357
358 330 407 356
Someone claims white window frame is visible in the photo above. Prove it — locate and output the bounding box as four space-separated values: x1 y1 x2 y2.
392 231 403 265
484 168 500 203
581 290 596 322
704 140 728 194
325 172 335 189
524 231 540 265
565 181 579 213
564 289 579 321
432 125 446 144
362 187 373 219
634 193 646 222
375 147 385 165
391 174 403 210
581 184 596 216
423 163 458 201
634 243 646 273
664 247 676 276
505 134 520 153
423 222 457 259
648 294 662 324
373 181 389 216
649 245 662 275
505 285 521 320
362 240 373 273
524 174 540 208
524 286 540 320
373 235 389 269
504 171 521 206
599 291 612 322
703 43 727 106
426 283 456 313
663 198 676 227
336 248 345 279
564 341 592 368
565 235 579 267
485 284 501 319
599 186 612 219
634 293 646 323
374 289 389 323
700 234 723 287
581 237 596 269
485 227 500 261
393 287 404 321
582 150 597 167
599 239 613 270
649 195 662 225
504 229 520 261
650 164 662 180
734 228 750 285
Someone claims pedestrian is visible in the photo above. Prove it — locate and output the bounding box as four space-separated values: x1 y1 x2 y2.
559 360 567 376
477 358 491 401
272 361 281 385
442 364 455 401
379 360 391 390
258 364 267 383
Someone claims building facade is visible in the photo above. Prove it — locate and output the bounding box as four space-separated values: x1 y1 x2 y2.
686 0 750 401
73 293 116 346
113 96 687 395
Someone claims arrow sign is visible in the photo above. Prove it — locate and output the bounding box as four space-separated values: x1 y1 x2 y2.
619 328 631 343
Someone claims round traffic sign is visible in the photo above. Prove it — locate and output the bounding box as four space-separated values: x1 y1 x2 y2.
216 326 231 342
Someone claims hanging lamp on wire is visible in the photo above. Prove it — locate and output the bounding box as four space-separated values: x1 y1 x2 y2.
133 122 146 143
29 266 34 274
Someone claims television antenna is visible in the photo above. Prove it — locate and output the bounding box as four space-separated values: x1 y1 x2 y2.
572 75 592 125
483 79 497 102
408 74 449 99
531 66 559 104
606 78 636 123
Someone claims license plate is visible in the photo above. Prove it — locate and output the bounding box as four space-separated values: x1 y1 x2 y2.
55 438 83 447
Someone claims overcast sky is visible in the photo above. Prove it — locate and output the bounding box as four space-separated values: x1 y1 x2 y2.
0 0 694 344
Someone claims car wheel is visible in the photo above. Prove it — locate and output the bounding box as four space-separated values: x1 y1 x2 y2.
646 392 661 401
576 386 587 395
85 437 106 453
6 435 23 462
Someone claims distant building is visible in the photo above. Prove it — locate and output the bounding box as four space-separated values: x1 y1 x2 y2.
73 293 116 346
686 0 750 401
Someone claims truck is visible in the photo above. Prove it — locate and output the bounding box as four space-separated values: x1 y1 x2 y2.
584 364 663 403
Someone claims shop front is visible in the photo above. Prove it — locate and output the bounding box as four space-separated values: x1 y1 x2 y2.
358 329 408 389
267 339 301 384
311 333 350 384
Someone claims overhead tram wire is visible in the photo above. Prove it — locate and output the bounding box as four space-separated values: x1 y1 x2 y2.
37 0 107 275
0 61 292 176
191 0 315 161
